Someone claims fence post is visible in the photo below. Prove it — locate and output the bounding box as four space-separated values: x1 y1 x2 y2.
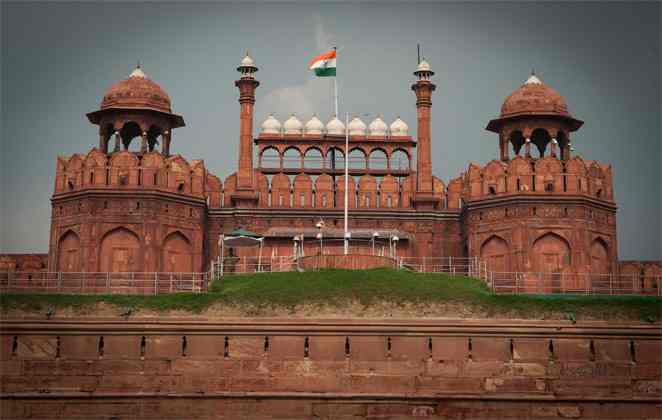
106 272 110 293
154 272 158 295
57 272 62 291
81 272 84 294
7 271 11 291
170 274 173 293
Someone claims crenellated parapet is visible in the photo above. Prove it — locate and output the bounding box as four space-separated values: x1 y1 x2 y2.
455 155 614 202
54 149 223 204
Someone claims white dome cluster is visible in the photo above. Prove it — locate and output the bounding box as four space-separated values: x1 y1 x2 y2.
259 114 408 137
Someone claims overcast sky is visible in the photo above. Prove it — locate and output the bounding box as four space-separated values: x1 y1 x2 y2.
1 2 660 260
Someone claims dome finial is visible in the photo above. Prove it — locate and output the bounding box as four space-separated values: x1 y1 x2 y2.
129 62 146 78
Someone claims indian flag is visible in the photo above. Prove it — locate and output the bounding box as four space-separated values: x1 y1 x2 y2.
309 49 336 77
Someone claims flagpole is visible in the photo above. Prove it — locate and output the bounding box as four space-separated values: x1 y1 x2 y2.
333 47 338 117
344 111 349 255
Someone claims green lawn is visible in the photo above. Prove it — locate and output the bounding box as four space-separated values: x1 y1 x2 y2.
1 269 660 321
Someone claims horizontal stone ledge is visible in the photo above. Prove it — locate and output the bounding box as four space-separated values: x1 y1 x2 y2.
1 391 661 403
1 319 660 338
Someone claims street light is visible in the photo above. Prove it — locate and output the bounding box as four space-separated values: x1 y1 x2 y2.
315 219 325 255
372 231 379 255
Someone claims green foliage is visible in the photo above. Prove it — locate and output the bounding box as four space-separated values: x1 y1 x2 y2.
1 269 660 321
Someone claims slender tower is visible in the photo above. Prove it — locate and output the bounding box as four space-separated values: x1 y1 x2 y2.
411 58 439 210
233 52 260 207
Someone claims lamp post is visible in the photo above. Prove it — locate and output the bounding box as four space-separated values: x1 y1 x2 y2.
372 231 379 255
390 235 399 258
315 219 325 255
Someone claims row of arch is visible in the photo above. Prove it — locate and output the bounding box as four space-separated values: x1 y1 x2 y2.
505 128 569 159
57 227 194 273
98 120 172 155
480 232 611 274
462 156 612 200
258 146 411 171
222 173 449 210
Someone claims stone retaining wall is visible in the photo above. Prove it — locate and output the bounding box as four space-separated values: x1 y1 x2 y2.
1 319 660 419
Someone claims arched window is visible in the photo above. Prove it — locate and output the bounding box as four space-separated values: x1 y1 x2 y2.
508 131 525 156
260 147 280 168
390 149 410 171
282 147 302 169
304 148 323 169
348 148 367 170
326 147 344 170
530 128 551 158
369 149 388 170
119 121 142 151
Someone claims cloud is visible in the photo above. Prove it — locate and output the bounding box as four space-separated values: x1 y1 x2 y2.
259 14 336 121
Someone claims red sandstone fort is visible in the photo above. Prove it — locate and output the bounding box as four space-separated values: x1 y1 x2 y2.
1 53 659 284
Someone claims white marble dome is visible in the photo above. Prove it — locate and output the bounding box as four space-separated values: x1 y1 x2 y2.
240 54 255 67
326 116 345 135
305 114 324 135
348 117 367 136
261 114 281 134
283 114 303 134
416 59 431 72
390 117 409 136
368 116 387 136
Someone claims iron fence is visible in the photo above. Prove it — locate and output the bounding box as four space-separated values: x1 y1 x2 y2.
0 271 209 295
487 271 661 296
211 256 297 277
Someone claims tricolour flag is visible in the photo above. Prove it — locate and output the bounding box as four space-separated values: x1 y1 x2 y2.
308 49 336 77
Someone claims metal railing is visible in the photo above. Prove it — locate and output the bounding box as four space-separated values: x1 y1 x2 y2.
211 256 297 277
398 257 483 277
0 271 209 295
487 271 662 296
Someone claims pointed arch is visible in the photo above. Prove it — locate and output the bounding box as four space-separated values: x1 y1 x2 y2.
315 174 334 208
368 148 388 170
99 227 141 272
57 230 81 272
162 231 193 272
480 235 509 273
590 237 610 274
303 147 324 169
531 232 571 273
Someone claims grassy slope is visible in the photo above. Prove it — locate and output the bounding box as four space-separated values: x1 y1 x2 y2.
1 269 660 321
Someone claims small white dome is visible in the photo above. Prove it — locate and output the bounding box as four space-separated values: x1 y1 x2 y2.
348 117 367 136
240 53 255 67
524 73 542 85
261 114 281 134
129 65 146 78
390 117 409 136
283 114 303 134
326 116 345 135
368 116 387 136
305 114 324 135
416 59 431 72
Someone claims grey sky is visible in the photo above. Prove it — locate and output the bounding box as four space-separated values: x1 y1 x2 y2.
1 2 660 260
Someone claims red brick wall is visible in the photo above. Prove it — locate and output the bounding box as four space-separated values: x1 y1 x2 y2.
1 319 660 419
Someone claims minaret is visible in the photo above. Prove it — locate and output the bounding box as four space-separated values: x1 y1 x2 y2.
233 52 260 207
411 58 439 210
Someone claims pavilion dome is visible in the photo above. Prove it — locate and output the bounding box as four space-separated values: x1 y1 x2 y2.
348 117 367 135
416 59 432 72
305 114 324 134
261 114 281 134
368 116 388 136
500 73 570 118
326 116 345 135
283 114 303 134
100 65 172 114
389 117 409 136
